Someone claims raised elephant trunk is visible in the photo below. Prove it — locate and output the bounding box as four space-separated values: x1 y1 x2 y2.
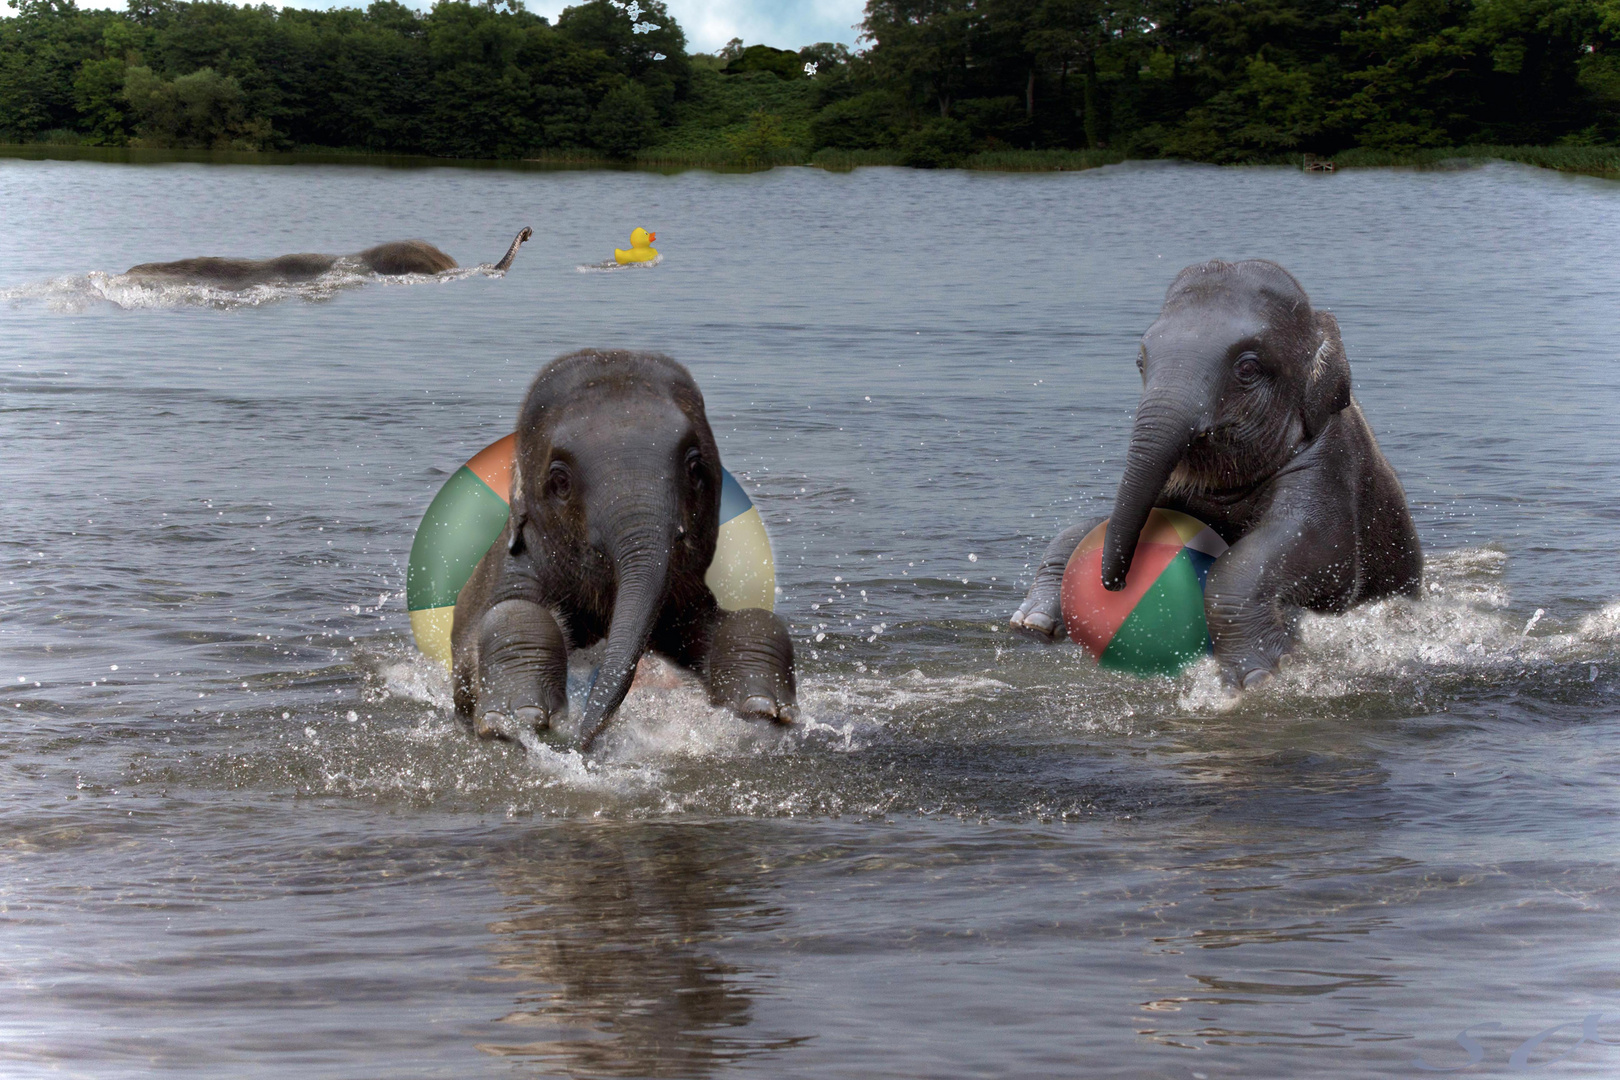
491 227 532 274
579 515 675 751
1100 385 1205 590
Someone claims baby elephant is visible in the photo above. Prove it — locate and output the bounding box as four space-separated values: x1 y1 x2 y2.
125 227 531 287
452 349 797 750
1011 259 1422 689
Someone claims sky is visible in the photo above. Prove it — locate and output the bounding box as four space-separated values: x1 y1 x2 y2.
553 0 868 52
69 0 870 54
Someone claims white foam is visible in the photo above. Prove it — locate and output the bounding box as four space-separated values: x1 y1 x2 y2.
514 729 664 795
566 656 798 763
329 546 1620 808
1578 601 1620 641
574 254 663 273
2 261 511 312
375 653 453 711
360 645 794 791
1176 545 1620 710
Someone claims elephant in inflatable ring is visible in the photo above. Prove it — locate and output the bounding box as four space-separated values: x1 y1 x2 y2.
452 349 798 751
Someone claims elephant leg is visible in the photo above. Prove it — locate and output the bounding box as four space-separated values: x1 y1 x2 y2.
469 599 568 740
1009 519 1103 640
699 607 798 723
1204 513 1347 690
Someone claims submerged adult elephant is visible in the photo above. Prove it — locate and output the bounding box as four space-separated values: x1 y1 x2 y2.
1010 259 1422 689
452 349 798 750
124 227 532 287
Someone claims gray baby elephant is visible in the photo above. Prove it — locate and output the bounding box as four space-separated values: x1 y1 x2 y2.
1011 259 1422 688
452 350 797 750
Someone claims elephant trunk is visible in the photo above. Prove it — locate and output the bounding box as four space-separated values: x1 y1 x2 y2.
1100 384 1207 590
491 227 532 273
579 514 674 751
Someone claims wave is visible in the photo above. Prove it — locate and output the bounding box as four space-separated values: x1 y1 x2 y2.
574 254 663 273
0 260 513 312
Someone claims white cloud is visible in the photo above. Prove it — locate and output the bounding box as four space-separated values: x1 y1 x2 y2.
632 0 865 52
67 0 867 53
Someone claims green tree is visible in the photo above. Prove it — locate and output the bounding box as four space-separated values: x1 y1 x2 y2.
1019 0 1112 143
722 42 803 78
899 113 973 163
1335 0 1481 149
725 107 792 162
587 77 656 154
863 0 977 117
122 63 268 146
1 0 118 140
73 54 130 142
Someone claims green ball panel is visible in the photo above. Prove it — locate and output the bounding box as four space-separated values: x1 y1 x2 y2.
405 466 510 612
1097 550 1212 676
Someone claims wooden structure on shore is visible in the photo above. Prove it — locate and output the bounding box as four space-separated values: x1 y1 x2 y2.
1302 154 1336 172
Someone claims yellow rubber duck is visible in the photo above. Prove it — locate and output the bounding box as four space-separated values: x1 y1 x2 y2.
614 227 659 264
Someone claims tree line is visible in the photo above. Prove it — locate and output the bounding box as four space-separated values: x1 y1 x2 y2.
1 0 688 155
845 0 1620 160
2 0 1616 162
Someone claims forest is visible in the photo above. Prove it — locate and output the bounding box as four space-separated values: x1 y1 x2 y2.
2 0 1618 166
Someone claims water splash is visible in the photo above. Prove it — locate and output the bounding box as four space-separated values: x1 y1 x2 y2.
376 653 454 712
575 255 663 273
1177 545 1619 711
2 260 513 312
127 545 1620 816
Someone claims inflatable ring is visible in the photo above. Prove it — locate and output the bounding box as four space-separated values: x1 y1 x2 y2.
406 434 776 668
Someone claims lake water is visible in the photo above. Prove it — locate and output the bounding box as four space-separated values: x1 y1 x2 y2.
4 156 1620 1078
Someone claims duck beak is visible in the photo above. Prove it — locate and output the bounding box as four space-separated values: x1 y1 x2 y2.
648 232 656 243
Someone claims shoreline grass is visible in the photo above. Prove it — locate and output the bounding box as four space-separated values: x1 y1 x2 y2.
1331 144 1620 178
3 140 1615 179
961 148 1130 171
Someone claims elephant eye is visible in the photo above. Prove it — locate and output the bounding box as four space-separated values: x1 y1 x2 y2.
545 461 572 500
1234 353 1263 382
685 447 706 486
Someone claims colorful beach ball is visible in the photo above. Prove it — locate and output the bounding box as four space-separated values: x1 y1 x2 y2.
1060 508 1229 676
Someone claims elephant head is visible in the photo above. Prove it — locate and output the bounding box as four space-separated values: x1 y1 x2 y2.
1100 259 1351 589
506 350 723 746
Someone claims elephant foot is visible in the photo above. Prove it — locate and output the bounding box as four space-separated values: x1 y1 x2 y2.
474 705 552 741
1218 660 1277 694
1219 643 1295 693
737 694 798 725
468 599 568 742
706 607 798 726
1010 588 1064 640
1009 602 1061 639
1009 521 1096 641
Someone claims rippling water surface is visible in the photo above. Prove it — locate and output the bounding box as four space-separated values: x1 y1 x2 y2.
4 157 1620 1078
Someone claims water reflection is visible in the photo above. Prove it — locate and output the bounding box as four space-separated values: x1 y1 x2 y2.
475 824 804 1076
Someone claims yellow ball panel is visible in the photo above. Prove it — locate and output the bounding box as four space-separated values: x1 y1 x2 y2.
410 606 455 671
706 506 776 612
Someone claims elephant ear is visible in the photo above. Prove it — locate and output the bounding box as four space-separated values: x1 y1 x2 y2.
507 456 528 556
1303 311 1352 438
